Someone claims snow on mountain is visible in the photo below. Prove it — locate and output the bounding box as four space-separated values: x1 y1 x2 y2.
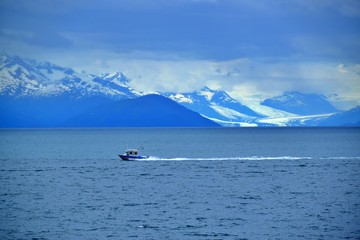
0 53 146 127
0 52 139 99
164 87 263 124
198 87 215 101
168 93 194 104
164 87 340 127
261 91 338 115
257 113 335 127
1 53 357 127
240 99 298 119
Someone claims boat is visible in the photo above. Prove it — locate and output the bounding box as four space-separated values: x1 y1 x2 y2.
119 149 149 161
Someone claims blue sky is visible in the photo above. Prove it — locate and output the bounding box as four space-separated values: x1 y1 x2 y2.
1 0 359 108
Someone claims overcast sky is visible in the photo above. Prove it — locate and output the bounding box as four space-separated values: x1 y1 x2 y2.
1 0 359 109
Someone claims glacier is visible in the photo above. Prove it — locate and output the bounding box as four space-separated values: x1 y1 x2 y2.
1 52 359 127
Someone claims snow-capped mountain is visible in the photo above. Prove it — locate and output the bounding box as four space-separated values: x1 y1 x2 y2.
164 87 263 126
0 52 139 99
260 91 338 115
0 53 144 127
1 53 358 127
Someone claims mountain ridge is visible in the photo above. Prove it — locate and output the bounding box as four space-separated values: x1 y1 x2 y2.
62 94 220 127
261 91 339 115
0 52 139 99
163 87 263 123
1 53 358 127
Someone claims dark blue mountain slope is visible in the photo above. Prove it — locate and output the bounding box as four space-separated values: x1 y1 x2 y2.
0 95 113 127
314 106 360 126
62 94 220 127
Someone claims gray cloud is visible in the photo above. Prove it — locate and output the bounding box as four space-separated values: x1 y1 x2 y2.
0 0 359 109
1 0 359 61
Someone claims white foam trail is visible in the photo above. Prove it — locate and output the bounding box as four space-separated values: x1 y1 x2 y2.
144 156 314 161
142 156 360 161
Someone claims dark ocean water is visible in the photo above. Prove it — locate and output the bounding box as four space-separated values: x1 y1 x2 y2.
0 128 359 239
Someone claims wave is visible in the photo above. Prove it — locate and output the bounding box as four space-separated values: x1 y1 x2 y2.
143 156 360 161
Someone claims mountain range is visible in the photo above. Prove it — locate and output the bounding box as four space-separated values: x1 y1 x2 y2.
261 91 338 115
1 52 359 127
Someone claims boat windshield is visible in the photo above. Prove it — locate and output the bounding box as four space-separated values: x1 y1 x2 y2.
126 149 138 155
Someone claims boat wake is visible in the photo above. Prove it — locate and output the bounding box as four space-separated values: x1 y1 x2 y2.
143 156 360 161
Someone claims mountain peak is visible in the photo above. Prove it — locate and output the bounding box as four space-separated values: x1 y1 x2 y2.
200 86 214 92
164 86 263 124
0 51 10 63
261 91 338 115
198 87 240 105
199 86 216 101
102 72 123 79
2 53 357 127
100 72 130 85
0 54 138 99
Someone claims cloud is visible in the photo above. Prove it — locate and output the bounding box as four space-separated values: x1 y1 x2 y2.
337 63 360 74
1 0 359 109
1 0 359 63
46 49 358 109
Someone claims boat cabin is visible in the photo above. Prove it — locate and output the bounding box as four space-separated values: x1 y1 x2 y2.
125 149 138 156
